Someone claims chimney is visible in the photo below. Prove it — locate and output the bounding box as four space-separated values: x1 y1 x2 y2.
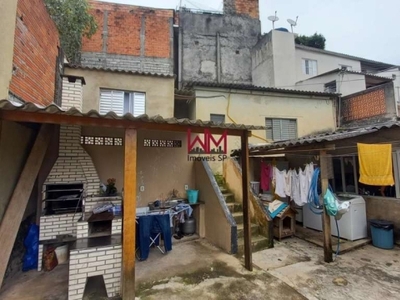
223 0 259 19
61 75 85 111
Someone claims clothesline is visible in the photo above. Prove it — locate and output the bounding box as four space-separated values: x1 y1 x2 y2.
256 140 400 155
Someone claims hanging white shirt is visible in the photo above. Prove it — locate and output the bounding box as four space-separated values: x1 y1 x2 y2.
299 163 314 206
291 170 302 206
273 167 287 198
284 170 292 197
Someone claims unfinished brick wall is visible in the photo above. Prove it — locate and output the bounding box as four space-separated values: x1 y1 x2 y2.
223 0 259 19
9 0 60 105
82 1 173 58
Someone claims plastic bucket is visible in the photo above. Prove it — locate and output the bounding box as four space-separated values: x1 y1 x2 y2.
250 181 260 195
187 190 199 204
370 219 394 249
54 244 69 264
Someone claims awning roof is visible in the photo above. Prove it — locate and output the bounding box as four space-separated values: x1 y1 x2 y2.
298 68 394 82
185 81 339 97
232 120 400 155
0 100 264 135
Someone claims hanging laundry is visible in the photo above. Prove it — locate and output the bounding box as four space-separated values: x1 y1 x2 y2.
298 163 314 206
260 161 273 191
273 167 287 198
290 170 302 205
357 143 394 186
284 170 292 197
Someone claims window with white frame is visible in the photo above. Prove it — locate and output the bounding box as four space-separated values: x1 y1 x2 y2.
210 114 225 124
302 59 318 76
265 118 297 141
99 89 145 116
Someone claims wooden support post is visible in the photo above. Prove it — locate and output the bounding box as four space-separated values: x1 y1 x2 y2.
0 124 52 286
122 128 137 299
241 131 252 271
320 150 333 263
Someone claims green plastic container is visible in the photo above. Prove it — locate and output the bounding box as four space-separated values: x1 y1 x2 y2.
187 190 199 204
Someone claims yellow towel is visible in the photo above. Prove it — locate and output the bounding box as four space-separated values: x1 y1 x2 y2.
357 143 394 186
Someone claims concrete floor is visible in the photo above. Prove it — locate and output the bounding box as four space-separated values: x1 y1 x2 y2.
2 237 399 300
253 237 400 300
0 239 305 300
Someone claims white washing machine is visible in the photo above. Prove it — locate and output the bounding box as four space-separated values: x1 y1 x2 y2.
331 194 367 241
303 194 368 241
303 199 323 231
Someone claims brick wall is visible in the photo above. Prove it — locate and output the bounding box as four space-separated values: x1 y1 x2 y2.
45 125 101 197
342 88 386 122
69 245 122 299
83 1 173 58
39 213 78 240
61 77 83 111
9 0 60 105
80 1 173 74
223 0 259 19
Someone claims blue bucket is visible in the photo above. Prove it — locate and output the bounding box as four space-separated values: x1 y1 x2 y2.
370 219 394 249
187 190 199 204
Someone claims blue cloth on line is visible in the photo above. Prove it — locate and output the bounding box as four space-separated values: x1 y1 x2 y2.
268 203 288 219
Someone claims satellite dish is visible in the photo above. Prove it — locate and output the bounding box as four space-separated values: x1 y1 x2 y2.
287 16 298 33
268 11 279 29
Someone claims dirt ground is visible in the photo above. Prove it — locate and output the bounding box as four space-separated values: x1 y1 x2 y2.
253 237 400 300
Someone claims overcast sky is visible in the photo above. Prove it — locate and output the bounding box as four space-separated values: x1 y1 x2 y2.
99 0 400 65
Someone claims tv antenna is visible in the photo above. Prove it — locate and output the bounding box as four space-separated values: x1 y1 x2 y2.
287 16 298 33
268 11 279 29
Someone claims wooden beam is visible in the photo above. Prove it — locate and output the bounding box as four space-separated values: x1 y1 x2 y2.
122 128 137 299
0 110 245 136
320 150 333 263
352 155 359 194
241 131 252 271
340 157 346 192
0 124 52 286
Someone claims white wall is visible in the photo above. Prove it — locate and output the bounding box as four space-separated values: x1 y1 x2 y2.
295 72 366 96
377 68 400 103
295 48 361 83
252 30 296 88
194 88 337 152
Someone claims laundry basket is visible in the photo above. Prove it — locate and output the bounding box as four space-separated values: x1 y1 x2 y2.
370 219 394 249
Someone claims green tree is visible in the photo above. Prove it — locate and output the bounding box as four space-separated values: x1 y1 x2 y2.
45 0 98 63
295 33 326 50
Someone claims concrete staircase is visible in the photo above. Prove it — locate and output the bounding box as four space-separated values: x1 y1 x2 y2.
220 187 269 255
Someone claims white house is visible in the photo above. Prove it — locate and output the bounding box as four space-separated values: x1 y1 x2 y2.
251 29 397 97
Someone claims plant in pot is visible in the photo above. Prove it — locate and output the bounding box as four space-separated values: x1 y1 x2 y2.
105 178 117 196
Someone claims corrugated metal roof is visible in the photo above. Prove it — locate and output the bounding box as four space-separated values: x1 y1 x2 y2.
186 81 339 97
298 68 394 81
241 120 400 153
295 45 397 70
65 64 174 78
0 99 264 130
